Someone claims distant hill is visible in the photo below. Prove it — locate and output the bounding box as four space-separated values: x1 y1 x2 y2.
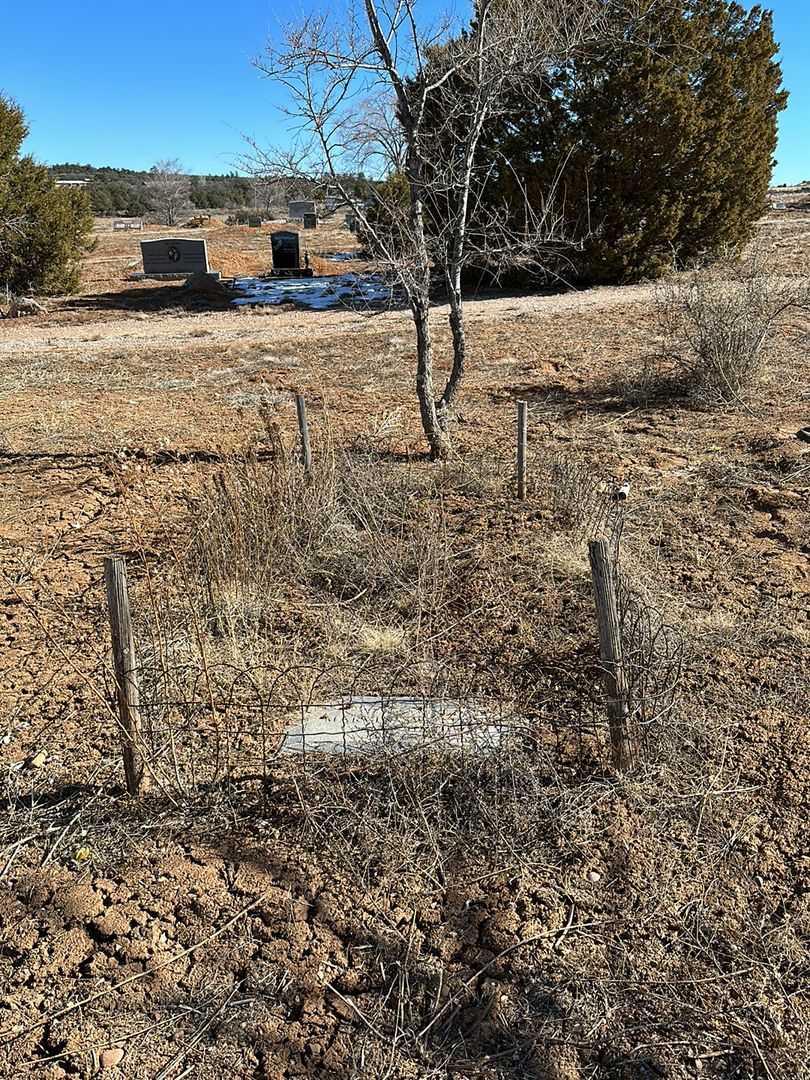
48 163 256 217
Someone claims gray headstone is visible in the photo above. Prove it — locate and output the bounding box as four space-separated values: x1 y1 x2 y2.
140 238 209 276
271 231 300 270
302 213 317 230
288 199 316 220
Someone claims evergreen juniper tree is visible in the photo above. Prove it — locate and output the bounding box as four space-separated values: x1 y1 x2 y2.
483 0 788 282
0 94 94 294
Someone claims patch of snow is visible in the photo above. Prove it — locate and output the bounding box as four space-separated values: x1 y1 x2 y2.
231 272 393 310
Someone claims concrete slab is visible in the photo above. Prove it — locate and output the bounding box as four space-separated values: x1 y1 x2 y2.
281 696 504 755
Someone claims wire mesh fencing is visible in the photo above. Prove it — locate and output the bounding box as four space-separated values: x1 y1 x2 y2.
116 653 550 797
1 415 686 810
616 579 684 755
514 400 684 764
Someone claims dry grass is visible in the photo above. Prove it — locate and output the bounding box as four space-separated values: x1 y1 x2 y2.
101 428 691 801
1 215 808 1077
184 422 460 669
655 249 810 404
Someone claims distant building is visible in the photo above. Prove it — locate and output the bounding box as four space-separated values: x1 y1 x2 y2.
55 178 92 187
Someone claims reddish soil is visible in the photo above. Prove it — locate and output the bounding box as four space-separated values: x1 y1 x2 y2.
0 212 808 1078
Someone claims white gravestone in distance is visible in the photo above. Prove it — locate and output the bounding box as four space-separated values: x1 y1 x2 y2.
140 238 210 276
288 200 316 220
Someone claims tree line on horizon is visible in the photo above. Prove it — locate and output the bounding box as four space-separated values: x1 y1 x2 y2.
47 164 259 217
46 164 374 219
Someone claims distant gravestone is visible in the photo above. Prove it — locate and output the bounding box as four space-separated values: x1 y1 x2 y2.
140 238 210 276
288 199 316 220
302 212 317 230
271 231 300 270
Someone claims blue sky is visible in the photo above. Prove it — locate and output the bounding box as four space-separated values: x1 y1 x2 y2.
1 0 807 183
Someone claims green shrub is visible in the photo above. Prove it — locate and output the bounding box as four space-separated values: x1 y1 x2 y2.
478 0 788 284
0 94 94 295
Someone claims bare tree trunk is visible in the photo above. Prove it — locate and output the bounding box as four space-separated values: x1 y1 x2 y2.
438 266 466 430
411 293 449 459
436 98 483 433
255 0 620 459
406 147 450 459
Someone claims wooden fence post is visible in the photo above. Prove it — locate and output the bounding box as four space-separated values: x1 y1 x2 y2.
104 555 149 796
588 539 632 771
295 393 312 475
516 400 528 500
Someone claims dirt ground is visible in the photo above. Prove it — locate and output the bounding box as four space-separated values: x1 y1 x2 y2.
78 214 367 293
0 208 808 1078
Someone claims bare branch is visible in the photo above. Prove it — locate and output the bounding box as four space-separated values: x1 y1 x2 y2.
249 0 652 457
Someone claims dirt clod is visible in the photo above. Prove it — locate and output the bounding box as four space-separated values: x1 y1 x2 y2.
99 1047 125 1069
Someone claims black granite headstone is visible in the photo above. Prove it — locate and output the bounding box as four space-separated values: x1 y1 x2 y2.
271 231 300 270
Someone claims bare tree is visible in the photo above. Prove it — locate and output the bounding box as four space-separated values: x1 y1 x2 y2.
146 159 191 227
0 171 27 265
0 213 27 257
253 0 645 458
346 95 408 176
251 176 290 216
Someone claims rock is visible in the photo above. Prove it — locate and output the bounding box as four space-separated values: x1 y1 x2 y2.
62 885 104 921
91 908 132 940
184 272 233 300
588 870 602 883
326 989 359 1023
10 296 47 317
99 1047 125 1069
289 897 311 923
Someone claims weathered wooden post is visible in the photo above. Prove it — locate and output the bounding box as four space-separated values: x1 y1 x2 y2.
516 400 528 500
295 393 312 475
588 539 632 771
104 555 149 796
